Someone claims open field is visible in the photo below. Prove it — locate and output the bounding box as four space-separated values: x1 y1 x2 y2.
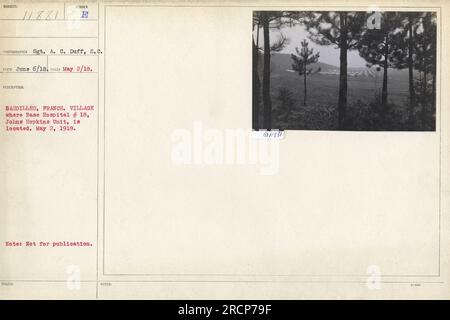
261 53 424 130
270 53 409 106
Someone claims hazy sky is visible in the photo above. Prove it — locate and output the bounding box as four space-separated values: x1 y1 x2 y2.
256 25 368 68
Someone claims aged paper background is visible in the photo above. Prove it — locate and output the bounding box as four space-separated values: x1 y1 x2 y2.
0 0 449 299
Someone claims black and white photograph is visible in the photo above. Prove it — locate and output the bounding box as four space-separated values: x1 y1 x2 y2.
252 11 437 131
2 1 449 302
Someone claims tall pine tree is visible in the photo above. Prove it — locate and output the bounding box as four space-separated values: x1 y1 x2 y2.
358 12 403 113
305 12 366 129
291 39 320 106
254 12 293 130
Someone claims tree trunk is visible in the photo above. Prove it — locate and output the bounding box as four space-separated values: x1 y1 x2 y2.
338 13 348 129
303 67 307 106
422 71 427 96
432 69 436 113
262 17 272 130
421 71 427 123
408 18 415 122
252 38 260 130
431 30 436 115
382 62 388 111
382 37 388 114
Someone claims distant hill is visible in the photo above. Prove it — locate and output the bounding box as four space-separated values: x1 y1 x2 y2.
271 53 336 73
270 53 409 79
